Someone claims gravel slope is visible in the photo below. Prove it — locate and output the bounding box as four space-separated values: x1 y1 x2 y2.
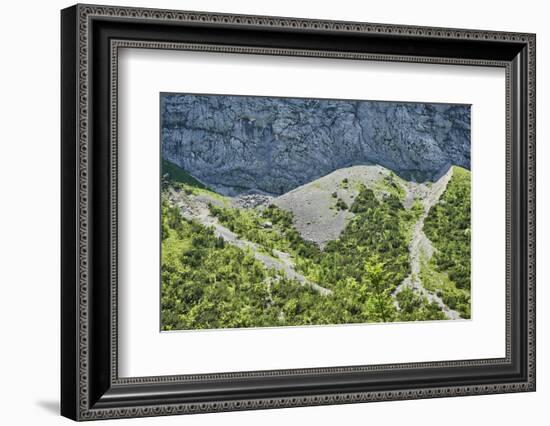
272 165 392 248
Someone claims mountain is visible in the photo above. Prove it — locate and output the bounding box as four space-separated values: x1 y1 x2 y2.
161 94 470 195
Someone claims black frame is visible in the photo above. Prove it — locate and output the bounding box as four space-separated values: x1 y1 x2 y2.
61 4 536 421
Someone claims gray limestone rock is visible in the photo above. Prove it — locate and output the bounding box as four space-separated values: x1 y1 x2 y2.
161 94 470 195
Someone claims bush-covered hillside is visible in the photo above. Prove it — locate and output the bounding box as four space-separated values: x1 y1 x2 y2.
162 159 208 189
161 177 447 330
423 167 471 318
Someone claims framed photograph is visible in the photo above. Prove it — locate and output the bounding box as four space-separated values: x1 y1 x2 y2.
61 4 536 421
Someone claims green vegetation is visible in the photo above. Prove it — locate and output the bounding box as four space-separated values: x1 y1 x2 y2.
161 201 399 329
396 287 446 321
210 185 411 294
335 198 348 210
210 203 321 262
339 178 349 189
161 166 472 330
420 259 470 319
166 171 230 206
162 180 441 330
423 167 471 318
322 186 410 291
162 159 208 189
374 173 407 201
162 201 280 329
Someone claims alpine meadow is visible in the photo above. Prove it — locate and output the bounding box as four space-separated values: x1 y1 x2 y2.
160 93 471 331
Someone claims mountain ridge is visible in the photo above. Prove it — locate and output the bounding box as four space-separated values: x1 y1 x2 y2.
161 94 471 195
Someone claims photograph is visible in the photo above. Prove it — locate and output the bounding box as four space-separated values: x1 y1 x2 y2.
160 93 472 331
56 2 536 421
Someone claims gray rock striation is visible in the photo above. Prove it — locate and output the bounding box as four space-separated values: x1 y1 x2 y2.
161 94 470 195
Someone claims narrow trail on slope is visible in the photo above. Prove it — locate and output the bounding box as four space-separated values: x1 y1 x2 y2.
167 188 332 296
393 167 462 320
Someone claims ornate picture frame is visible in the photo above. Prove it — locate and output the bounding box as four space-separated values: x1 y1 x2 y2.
61 4 535 421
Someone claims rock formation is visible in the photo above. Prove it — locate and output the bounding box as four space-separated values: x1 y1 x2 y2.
161 94 470 195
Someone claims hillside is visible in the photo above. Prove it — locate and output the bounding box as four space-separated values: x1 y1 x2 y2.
272 164 406 248
162 159 208 189
160 161 471 330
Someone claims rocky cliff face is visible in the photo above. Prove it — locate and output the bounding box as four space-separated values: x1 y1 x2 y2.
161 94 470 195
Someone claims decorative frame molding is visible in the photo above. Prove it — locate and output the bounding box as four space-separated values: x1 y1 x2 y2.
61 4 536 421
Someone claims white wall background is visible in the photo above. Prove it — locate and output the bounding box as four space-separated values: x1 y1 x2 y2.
0 0 546 424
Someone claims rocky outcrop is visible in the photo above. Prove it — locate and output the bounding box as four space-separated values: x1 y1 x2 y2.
161 94 470 195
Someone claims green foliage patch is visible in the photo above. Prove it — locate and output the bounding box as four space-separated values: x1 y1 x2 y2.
162 159 208 189
423 167 471 318
161 202 404 329
395 287 447 322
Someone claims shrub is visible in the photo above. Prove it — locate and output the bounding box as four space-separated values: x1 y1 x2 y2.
335 198 348 210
